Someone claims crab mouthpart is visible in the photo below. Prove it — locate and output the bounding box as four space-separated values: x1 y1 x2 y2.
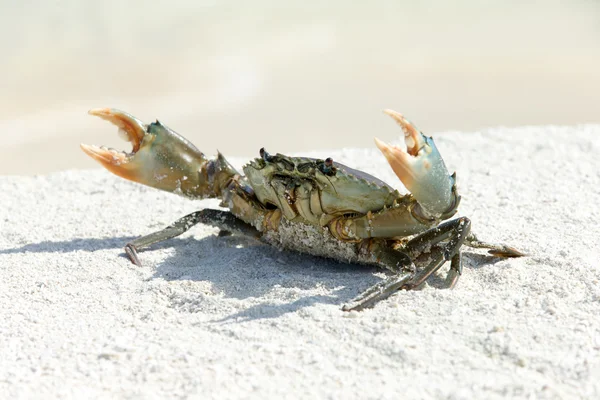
81 108 148 180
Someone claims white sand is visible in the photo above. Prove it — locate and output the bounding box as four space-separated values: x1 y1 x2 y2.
1 126 599 399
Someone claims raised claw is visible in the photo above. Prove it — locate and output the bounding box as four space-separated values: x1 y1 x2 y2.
81 108 211 197
375 110 457 218
81 109 147 180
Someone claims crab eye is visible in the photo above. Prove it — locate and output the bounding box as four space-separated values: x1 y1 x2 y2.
318 157 336 176
260 147 273 162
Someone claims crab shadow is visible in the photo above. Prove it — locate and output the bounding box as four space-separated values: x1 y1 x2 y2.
0 233 377 317
2 235 503 320
137 237 506 321
147 234 376 316
0 236 139 254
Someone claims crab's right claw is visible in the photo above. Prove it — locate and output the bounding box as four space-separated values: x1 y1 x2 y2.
375 110 458 218
81 108 211 198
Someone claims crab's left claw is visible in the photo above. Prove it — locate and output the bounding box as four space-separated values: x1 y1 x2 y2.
81 109 148 182
375 110 458 218
81 108 211 197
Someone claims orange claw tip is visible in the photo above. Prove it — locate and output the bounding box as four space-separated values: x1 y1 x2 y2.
382 109 409 130
80 143 106 162
79 143 129 166
88 108 128 123
382 108 403 118
373 137 408 160
88 108 111 116
374 137 394 156
87 108 146 153
80 143 140 183
382 109 422 156
373 137 416 189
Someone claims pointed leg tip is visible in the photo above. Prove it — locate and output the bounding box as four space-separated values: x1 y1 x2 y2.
125 244 143 267
509 246 527 257
341 303 364 312
488 247 527 258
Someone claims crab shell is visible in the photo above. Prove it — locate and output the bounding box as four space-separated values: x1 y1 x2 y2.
244 154 398 216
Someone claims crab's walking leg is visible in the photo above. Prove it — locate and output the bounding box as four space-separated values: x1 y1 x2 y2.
125 209 260 267
401 217 471 289
445 253 462 288
465 233 526 258
342 245 414 312
341 273 414 312
342 217 471 312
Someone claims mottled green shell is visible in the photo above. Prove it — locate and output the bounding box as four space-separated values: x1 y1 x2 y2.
243 152 399 217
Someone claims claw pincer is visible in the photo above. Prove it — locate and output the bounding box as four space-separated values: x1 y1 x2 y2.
375 110 458 219
82 108 238 198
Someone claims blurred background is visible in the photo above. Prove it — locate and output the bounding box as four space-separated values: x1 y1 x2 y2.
1 0 599 175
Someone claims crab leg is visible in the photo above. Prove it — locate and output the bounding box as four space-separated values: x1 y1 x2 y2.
342 217 471 312
124 209 260 267
400 217 470 288
341 271 414 312
465 233 526 257
343 242 415 311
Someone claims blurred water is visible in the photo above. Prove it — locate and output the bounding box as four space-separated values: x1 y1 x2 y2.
1 0 599 174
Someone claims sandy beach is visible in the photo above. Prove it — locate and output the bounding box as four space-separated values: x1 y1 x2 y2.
2 1 600 398
1 124 599 398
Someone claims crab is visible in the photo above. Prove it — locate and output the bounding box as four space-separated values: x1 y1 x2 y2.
81 108 523 311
